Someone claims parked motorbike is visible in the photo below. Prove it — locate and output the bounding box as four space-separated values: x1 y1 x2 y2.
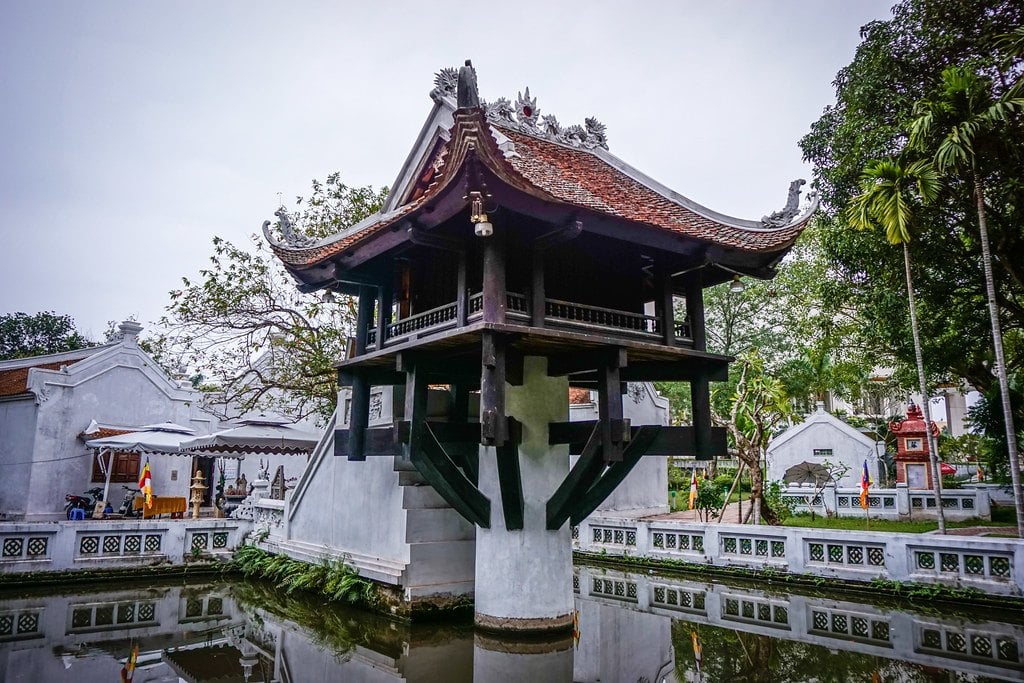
118 485 142 518
64 487 106 519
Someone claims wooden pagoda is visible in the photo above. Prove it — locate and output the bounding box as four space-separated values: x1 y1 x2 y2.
266 61 815 533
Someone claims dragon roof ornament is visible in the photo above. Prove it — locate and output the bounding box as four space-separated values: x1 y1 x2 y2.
262 208 316 248
431 66 609 150
761 179 811 229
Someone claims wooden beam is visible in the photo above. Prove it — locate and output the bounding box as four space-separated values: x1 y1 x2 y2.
691 372 713 459
376 277 392 351
340 370 370 461
684 272 707 352
549 422 727 457
545 422 603 530
334 427 403 458
354 285 376 356
569 426 661 525
531 249 545 328
496 418 524 530
597 351 625 463
533 219 582 251
482 224 506 324
547 348 628 377
480 330 507 446
656 259 675 347
404 361 428 462
416 422 491 528
456 250 468 327
407 224 465 253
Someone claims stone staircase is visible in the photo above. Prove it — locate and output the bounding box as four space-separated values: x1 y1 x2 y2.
393 455 476 601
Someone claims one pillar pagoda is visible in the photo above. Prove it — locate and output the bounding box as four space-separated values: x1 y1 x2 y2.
266 61 815 632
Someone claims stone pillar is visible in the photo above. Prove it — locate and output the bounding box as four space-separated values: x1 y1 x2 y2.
474 356 573 633
895 482 910 517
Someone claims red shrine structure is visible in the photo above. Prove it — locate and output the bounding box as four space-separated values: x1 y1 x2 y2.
266 61 815 631
890 402 941 489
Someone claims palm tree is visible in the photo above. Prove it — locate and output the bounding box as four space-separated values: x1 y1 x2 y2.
848 158 946 532
910 67 1024 537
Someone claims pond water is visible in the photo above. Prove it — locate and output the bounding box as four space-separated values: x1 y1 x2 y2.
1 565 1021 682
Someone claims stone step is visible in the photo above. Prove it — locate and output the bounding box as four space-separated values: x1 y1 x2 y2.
405 539 476 586
402 484 450 510
398 470 427 486
393 456 417 472
405 507 475 543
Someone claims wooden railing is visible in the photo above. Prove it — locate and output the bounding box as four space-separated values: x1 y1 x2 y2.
386 301 459 340
367 292 693 349
545 298 661 339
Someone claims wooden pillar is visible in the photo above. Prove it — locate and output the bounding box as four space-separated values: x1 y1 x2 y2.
531 249 545 328
684 272 706 351
480 331 507 446
597 350 626 463
339 370 370 461
655 260 675 346
482 226 506 324
376 279 392 350
691 372 711 460
404 361 427 461
355 285 375 356
456 250 468 327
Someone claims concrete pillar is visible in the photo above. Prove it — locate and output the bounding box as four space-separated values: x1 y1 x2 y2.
474 356 573 633
895 482 910 517
944 389 968 436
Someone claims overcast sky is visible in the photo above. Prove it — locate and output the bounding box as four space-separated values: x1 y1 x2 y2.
0 1 894 340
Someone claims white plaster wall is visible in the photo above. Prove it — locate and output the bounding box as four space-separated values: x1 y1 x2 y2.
21 349 217 520
0 398 38 520
766 414 882 489
570 382 670 513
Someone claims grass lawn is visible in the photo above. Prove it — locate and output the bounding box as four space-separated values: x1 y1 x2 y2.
782 505 1018 534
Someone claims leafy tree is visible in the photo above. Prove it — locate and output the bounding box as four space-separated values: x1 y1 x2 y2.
968 377 1024 484
715 350 791 525
847 157 946 531
694 477 724 523
801 0 1024 394
0 311 92 360
909 65 1024 535
156 175 388 420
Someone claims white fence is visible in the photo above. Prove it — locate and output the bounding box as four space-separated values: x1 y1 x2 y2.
780 483 991 521
575 514 1024 596
0 519 247 574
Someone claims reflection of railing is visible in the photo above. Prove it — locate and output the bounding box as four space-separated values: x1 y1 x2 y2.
545 298 661 338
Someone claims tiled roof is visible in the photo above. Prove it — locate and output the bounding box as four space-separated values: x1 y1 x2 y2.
0 362 64 397
500 128 805 251
569 387 593 405
269 107 810 272
77 426 133 441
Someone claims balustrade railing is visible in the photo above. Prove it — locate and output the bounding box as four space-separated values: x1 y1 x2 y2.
544 298 662 338
368 291 693 348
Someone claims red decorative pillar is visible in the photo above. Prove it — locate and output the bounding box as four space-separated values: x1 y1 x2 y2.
889 403 940 490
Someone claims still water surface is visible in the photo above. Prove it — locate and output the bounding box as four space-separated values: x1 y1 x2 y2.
1 564 1021 682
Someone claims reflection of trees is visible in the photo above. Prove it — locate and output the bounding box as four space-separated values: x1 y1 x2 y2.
671 620 879 682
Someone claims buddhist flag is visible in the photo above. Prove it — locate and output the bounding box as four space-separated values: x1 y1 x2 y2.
860 459 871 510
691 630 702 675
138 459 153 509
688 469 699 510
120 641 138 682
976 464 985 482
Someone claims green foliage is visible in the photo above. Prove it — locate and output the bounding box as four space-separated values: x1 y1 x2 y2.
764 480 797 521
232 544 377 605
694 478 724 522
800 0 1024 393
155 174 387 420
0 311 93 360
968 375 1024 482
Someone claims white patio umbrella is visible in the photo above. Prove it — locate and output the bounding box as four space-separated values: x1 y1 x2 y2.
84 423 203 509
179 412 321 455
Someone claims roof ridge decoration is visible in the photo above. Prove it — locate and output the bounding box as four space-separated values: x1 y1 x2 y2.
264 207 316 249
433 66 609 150
761 179 807 228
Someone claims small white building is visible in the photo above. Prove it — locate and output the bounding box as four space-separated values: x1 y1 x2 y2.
0 321 218 520
766 403 884 488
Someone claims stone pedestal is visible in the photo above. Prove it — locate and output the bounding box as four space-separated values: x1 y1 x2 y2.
474 357 574 633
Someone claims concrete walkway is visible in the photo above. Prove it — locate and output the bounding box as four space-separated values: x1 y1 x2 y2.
645 501 746 524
